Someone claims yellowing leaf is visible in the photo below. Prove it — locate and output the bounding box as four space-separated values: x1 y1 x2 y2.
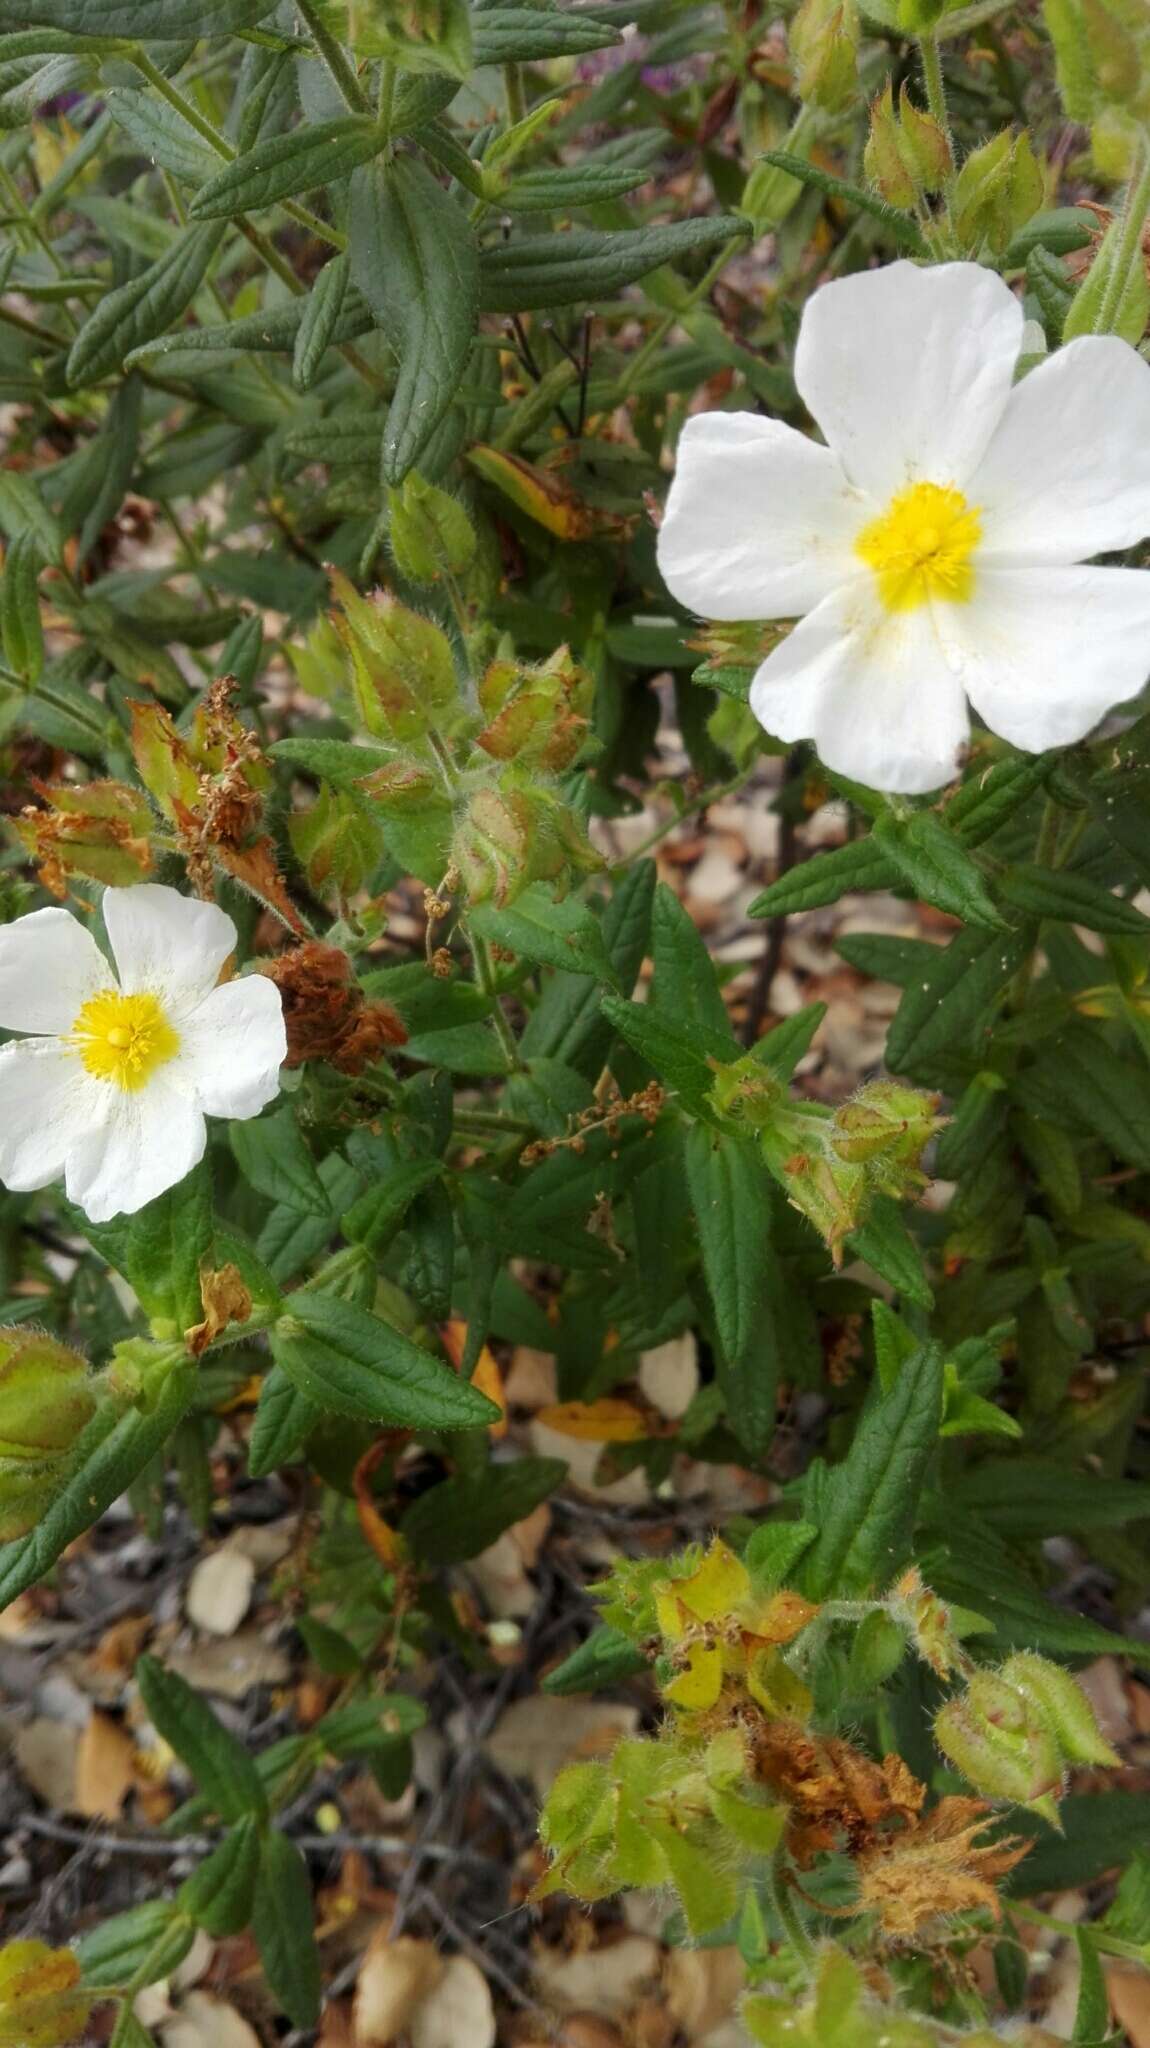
440 1320 508 1438
664 1641 724 1710
536 1398 648 1442
675 1539 751 1624
0 1941 93 2048
469 446 594 540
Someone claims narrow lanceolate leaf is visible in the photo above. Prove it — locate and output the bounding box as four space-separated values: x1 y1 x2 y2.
684 1126 778 1455
125 294 375 365
749 837 899 917
801 1342 944 1599
63 1162 213 1331
874 809 1003 929
519 859 655 1077
137 1654 268 1821
231 1108 332 1218
103 88 221 183
999 863 1150 935
66 222 225 386
177 1815 261 1937
479 216 750 312
293 249 350 390
252 1831 321 2030
471 885 616 982
650 881 734 1045
190 117 386 218
349 155 478 485
885 925 1033 1079
472 6 622 62
500 164 651 211
0 528 44 684
16 0 277 30
272 1292 501 1430
247 1364 319 1478
753 150 928 253
401 1457 568 1565
943 749 1052 847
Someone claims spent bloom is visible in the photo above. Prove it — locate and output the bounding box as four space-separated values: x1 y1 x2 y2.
658 260 1150 794
0 884 286 1223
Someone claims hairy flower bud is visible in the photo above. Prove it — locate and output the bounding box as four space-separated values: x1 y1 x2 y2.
790 0 859 111
897 84 954 191
934 1671 1063 1811
865 83 917 207
831 1081 944 1174
1000 1653 1120 1767
0 1331 97 1541
476 647 594 773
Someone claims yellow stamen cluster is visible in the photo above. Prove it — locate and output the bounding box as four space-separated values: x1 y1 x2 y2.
856 480 982 613
69 989 179 1091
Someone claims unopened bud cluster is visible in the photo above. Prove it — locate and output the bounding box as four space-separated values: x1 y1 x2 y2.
0 1330 96 1540
934 1652 1118 1821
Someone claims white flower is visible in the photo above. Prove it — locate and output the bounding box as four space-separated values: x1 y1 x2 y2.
657 260 1150 794
0 884 286 1224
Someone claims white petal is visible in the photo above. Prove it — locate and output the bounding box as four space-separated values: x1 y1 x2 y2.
64 1079 206 1224
972 337 1150 565
657 411 868 621
0 908 110 1035
168 975 286 1119
0 1040 107 1193
749 580 970 795
104 885 238 1016
795 261 1024 501
934 565 1150 753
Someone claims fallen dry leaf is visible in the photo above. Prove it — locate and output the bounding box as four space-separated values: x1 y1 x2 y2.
504 1347 557 1409
536 1398 649 1442
409 1954 495 2048
638 1333 700 1420
13 1717 79 1810
185 1545 256 1637
485 1694 639 1800
530 1418 649 1506
353 1932 444 2046
74 1710 135 1820
533 1934 661 2017
166 1632 289 1700
1107 1966 1150 2048
160 1990 261 2048
663 1947 746 2037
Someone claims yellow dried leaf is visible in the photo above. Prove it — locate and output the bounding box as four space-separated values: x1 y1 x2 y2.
535 1399 648 1443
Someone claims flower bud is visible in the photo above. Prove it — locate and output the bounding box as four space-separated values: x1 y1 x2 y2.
0 1331 96 1541
476 647 594 774
707 1050 787 1132
831 1081 944 1173
790 0 859 112
760 1124 867 1262
954 129 1044 256
1000 1653 1120 1768
934 1671 1063 1808
387 472 476 587
896 83 954 192
864 83 917 207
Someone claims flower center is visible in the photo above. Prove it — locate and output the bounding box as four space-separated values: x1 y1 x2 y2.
856 481 982 613
69 989 179 1091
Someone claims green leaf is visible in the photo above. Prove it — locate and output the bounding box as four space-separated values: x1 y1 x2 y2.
1018 1027 1150 1170
749 837 899 917
272 1292 500 1429
270 736 396 786
66 223 226 387
754 1002 828 1082
76 1901 194 1989
248 1366 319 1477
922 1524 1130 1657
401 1457 568 1565
342 1159 444 1253
231 1109 332 1218
103 87 221 183
943 748 1053 847
874 809 1003 928
849 1195 934 1309
501 164 650 211
479 217 750 312
599 995 722 1122
137 1655 267 1822
752 149 928 253
349 155 478 484
191 117 386 218
886 925 1033 1078
472 7 622 61
520 859 655 1078
1002 206 1096 264
176 1815 261 1937
542 1625 648 1695
684 1126 777 1455
1000 863 1150 935
743 1520 819 1592
1009 1794 1150 1896
650 881 734 1043
951 1460 1150 1537
252 1830 321 2029
0 470 63 561
0 529 44 684
293 249 351 390
0 1359 196 1609
471 883 616 982
801 1342 944 1598
16 0 276 30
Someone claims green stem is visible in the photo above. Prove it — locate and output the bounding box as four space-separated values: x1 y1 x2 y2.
377 58 397 140
918 35 959 249
611 769 751 866
470 932 520 1071
504 61 527 126
296 0 372 114
767 1858 816 1969
616 236 744 398
1093 139 1150 335
1010 1901 1150 1967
